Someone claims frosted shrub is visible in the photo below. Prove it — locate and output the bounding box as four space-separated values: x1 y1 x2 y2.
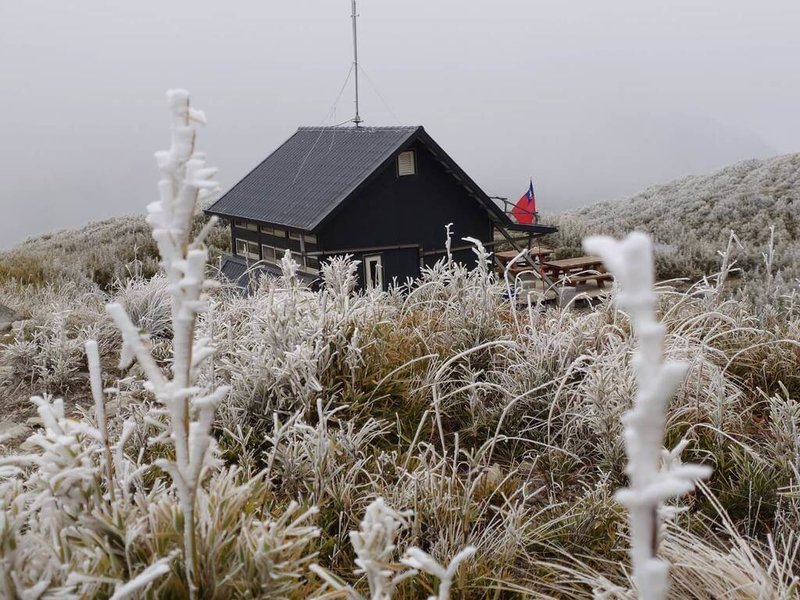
767 385 800 475
19 395 100 518
103 89 230 597
4 311 86 391
404 236 506 352
214 253 396 435
113 275 172 340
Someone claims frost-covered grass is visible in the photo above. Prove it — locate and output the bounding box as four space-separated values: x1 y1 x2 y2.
1 239 798 597
1 94 798 597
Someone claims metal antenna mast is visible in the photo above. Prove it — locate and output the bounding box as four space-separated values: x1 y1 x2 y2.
351 0 363 126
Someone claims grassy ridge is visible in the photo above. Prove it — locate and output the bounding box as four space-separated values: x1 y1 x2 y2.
547 153 800 282
0 214 229 288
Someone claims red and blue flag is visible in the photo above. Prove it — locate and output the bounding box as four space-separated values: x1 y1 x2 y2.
511 179 537 224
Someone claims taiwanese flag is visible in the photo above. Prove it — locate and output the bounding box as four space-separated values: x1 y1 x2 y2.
511 179 537 224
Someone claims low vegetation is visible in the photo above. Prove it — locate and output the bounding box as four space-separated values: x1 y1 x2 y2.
2 230 798 597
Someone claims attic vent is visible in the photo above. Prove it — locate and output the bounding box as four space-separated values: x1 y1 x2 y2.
397 150 416 176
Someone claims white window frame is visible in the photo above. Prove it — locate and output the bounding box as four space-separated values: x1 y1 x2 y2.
397 150 416 176
364 254 384 289
262 243 311 270
261 243 286 263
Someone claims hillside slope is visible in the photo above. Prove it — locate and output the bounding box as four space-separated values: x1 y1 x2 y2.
550 153 800 279
0 214 229 288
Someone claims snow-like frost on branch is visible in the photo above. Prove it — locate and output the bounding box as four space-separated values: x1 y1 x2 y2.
583 232 712 600
105 89 227 598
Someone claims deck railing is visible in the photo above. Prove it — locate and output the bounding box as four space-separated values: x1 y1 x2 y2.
490 196 539 225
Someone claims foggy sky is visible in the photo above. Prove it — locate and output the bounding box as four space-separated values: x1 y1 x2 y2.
1 0 799 249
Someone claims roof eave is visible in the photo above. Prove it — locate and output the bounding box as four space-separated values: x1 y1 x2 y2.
203 208 314 233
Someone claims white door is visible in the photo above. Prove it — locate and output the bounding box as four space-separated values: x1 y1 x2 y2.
364 254 383 289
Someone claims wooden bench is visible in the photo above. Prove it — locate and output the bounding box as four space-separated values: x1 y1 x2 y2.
564 273 614 286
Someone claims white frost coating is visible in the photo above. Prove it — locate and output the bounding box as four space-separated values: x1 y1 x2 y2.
311 497 474 600
104 90 226 599
401 545 476 600
583 232 712 600
350 498 414 599
85 340 115 502
109 554 175 600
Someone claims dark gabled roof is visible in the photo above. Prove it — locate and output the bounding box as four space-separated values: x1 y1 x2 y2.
218 254 251 289
204 125 510 232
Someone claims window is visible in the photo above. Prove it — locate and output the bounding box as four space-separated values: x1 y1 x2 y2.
303 234 317 245
364 254 384 289
288 231 302 241
261 240 320 273
235 220 258 231
397 150 416 176
236 239 260 259
261 245 277 262
261 244 300 265
260 225 286 237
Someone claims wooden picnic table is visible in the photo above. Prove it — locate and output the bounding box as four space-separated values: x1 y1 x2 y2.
542 255 612 287
495 246 554 264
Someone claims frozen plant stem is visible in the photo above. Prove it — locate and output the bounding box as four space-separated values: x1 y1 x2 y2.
85 340 115 503
106 90 227 599
584 233 712 600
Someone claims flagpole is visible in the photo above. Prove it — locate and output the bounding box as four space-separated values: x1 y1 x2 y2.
351 0 363 127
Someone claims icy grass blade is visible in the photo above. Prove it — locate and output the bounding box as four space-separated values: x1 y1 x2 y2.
109 553 176 600
583 232 712 600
